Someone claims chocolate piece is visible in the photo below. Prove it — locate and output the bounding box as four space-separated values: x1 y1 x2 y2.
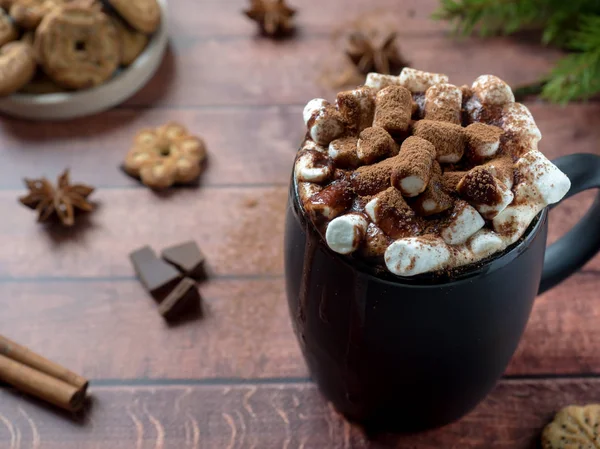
130 246 182 301
158 278 201 321
161 241 206 280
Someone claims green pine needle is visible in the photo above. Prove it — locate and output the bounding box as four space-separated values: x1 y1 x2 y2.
434 0 600 103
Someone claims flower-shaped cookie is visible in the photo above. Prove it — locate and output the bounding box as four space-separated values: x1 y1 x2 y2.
124 122 207 189
542 404 600 449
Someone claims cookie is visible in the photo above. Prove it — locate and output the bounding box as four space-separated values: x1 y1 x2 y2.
0 8 17 46
111 15 148 66
542 404 600 449
107 0 160 34
124 122 207 189
35 5 120 89
0 0 15 11
0 41 36 96
10 0 63 29
19 69 64 94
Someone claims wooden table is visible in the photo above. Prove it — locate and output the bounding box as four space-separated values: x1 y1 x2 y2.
0 0 599 447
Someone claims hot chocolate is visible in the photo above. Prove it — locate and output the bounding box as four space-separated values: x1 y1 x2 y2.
295 67 571 276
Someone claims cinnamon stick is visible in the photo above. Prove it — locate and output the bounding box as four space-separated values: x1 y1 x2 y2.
0 334 88 391
0 354 86 411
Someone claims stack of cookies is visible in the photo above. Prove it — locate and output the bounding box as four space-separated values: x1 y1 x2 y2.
0 0 161 97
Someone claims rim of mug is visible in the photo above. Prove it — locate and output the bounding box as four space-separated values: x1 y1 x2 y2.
290 178 548 287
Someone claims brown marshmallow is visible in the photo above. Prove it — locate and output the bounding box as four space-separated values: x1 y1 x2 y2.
359 223 392 258
424 83 462 125
337 87 376 133
328 137 361 169
373 85 412 135
441 171 467 193
305 179 354 221
465 122 504 158
391 136 436 197
413 119 465 164
351 155 400 196
483 155 514 189
413 162 454 216
457 167 508 208
357 127 398 164
367 187 421 239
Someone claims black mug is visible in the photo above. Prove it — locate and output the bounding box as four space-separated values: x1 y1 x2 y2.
284 153 600 432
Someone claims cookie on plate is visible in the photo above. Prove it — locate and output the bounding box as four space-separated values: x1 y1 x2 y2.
107 0 160 34
542 404 600 448
0 41 36 96
19 69 64 94
0 8 18 46
111 15 148 66
35 5 120 89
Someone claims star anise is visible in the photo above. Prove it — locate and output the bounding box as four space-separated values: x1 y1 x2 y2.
345 31 408 75
19 169 95 227
244 0 296 37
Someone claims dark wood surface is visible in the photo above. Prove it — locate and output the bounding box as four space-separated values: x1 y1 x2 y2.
0 0 599 447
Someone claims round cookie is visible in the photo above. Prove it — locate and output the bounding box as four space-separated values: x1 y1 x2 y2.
124 122 207 189
110 15 148 66
10 0 65 29
0 41 36 96
0 8 18 46
107 0 160 34
19 70 64 94
35 5 120 89
542 404 600 449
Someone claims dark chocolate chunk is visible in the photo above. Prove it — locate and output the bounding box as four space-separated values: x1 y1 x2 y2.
158 277 201 321
130 246 182 301
161 241 206 280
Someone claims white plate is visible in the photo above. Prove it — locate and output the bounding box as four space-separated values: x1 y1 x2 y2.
0 0 169 120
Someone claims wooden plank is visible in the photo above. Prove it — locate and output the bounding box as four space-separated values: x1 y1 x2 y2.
0 103 598 189
0 379 598 448
0 272 598 380
123 34 561 108
168 0 446 37
0 107 302 188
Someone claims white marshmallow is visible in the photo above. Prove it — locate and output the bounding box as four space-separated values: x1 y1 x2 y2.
465 123 503 158
472 75 515 106
502 103 542 147
468 229 505 258
485 158 514 189
326 214 369 255
492 202 544 244
364 197 378 223
441 203 485 245
294 151 332 183
515 149 571 205
399 68 449 93
365 73 402 91
385 237 450 276
475 181 514 219
297 182 322 201
303 98 328 125
424 83 462 123
309 107 346 146
302 140 327 153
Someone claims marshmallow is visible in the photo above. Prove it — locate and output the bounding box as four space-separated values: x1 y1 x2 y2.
465 122 504 158
351 155 399 196
337 87 376 132
365 73 402 91
493 201 543 244
328 136 360 168
305 179 353 221
399 67 449 93
442 171 466 193
413 119 465 164
360 223 391 258
457 167 514 219
483 155 514 189
424 83 462 124
515 150 571 205
365 187 421 239
502 103 542 150
303 98 328 124
326 213 369 255
468 229 505 258
297 181 322 202
305 101 346 146
391 136 436 197
412 163 454 216
385 237 450 276
357 127 398 164
301 140 327 153
294 150 333 183
373 85 412 135
441 201 485 245
471 75 515 106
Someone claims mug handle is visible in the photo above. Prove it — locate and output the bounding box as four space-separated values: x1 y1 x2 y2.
539 153 600 294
